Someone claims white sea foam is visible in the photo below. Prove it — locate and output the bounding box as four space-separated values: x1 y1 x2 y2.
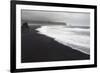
35 25 90 55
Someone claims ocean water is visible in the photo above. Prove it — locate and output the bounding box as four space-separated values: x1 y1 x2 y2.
35 25 90 55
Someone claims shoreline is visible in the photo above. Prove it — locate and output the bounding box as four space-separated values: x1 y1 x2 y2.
21 25 90 63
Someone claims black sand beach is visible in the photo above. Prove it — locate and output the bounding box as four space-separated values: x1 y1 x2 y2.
21 25 90 63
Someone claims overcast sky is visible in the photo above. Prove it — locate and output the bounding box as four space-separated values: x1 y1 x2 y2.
21 10 90 27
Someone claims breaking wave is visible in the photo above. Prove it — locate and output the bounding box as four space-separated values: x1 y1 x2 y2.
35 25 90 55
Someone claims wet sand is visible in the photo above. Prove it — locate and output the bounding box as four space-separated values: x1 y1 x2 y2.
21 26 90 63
